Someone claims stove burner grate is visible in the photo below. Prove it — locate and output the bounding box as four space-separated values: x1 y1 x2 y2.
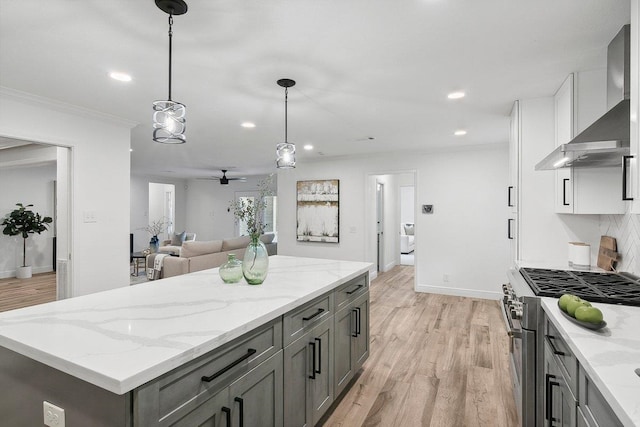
520 268 640 306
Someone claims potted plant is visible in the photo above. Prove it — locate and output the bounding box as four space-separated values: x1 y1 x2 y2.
1 203 53 279
229 176 274 284
140 218 170 253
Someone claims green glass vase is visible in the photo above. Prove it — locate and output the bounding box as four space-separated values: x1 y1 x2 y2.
219 253 243 284
242 235 269 285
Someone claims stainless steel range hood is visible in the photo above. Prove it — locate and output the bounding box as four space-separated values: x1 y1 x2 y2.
535 25 630 171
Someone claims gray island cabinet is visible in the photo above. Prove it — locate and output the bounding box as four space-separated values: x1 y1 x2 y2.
0 256 371 427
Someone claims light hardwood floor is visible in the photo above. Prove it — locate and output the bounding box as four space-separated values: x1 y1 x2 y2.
322 265 519 427
0 272 56 313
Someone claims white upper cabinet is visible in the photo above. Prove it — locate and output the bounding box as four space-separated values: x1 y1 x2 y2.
553 71 627 214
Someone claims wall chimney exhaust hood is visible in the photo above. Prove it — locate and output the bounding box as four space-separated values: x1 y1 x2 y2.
535 25 630 171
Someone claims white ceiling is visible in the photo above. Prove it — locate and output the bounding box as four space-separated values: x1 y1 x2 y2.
0 0 631 179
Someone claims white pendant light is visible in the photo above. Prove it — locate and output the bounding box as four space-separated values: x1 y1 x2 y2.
153 0 188 144
276 78 296 169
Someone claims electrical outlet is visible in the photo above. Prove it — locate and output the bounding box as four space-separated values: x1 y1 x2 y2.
43 401 65 427
443 274 449 282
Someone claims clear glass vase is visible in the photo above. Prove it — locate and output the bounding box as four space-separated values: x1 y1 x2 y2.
219 253 243 284
242 235 269 285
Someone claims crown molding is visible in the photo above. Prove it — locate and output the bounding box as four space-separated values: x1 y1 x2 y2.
0 86 138 129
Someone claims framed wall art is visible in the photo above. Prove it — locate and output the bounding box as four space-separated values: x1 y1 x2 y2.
296 179 339 243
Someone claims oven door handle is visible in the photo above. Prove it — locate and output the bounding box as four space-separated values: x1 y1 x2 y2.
508 328 522 339
501 304 523 339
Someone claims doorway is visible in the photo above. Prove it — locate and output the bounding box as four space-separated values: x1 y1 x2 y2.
367 171 416 286
376 182 384 272
148 182 175 243
400 185 415 266
0 137 72 303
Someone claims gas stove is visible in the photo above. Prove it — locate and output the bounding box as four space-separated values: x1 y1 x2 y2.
519 268 640 306
501 266 640 427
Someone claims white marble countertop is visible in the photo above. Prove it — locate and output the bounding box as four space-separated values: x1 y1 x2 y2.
541 298 640 426
0 256 371 395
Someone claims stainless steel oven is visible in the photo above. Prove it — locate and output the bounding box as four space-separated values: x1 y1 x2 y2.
502 271 541 427
499 283 522 416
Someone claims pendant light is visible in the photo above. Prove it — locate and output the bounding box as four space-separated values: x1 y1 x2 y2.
153 0 188 144
276 78 296 169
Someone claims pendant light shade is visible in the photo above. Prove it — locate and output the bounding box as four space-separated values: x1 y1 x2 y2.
153 0 188 144
276 78 296 169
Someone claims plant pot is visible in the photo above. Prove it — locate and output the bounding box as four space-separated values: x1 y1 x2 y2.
16 266 32 279
150 236 159 254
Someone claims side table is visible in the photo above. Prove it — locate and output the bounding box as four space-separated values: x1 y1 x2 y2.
131 252 147 276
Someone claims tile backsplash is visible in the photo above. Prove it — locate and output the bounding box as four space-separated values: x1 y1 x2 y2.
600 213 640 274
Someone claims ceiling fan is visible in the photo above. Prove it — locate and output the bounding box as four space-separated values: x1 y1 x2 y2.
199 169 247 185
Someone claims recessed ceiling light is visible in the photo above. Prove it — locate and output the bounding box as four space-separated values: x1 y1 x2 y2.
304 144 314 150
241 122 256 128
109 72 132 82
447 91 465 99
454 130 467 136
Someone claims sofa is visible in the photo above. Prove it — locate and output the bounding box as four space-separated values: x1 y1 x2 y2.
400 223 415 254
159 232 197 255
147 233 277 280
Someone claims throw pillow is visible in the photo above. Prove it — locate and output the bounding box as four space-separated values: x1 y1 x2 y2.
171 231 186 246
404 224 414 236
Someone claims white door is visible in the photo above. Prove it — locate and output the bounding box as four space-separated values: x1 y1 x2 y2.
376 182 384 272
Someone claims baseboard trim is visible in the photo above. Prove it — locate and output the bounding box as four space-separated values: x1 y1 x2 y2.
416 284 502 300
0 266 54 279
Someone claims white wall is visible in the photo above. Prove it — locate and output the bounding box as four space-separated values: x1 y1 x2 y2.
0 162 56 277
400 186 415 224
185 175 276 242
0 88 135 297
277 145 511 299
130 175 187 253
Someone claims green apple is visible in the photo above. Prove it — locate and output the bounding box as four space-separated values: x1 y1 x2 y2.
574 306 604 324
566 299 591 317
558 294 580 312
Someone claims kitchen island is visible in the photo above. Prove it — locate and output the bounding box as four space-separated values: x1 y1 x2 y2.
541 298 640 426
0 256 372 426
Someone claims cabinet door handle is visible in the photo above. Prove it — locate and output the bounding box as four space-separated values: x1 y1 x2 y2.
507 219 514 240
351 309 358 337
315 337 322 374
545 373 560 426
355 307 362 337
547 336 565 356
562 178 570 206
623 155 634 201
302 308 325 321
309 341 317 379
201 348 257 382
234 397 244 427
221 407 231 426
346 284 364 295
508 186 514 207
